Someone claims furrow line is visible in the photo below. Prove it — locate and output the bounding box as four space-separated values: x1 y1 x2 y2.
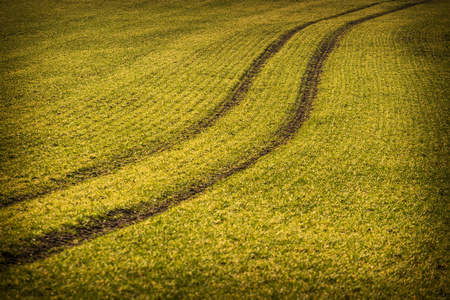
1 0 429 268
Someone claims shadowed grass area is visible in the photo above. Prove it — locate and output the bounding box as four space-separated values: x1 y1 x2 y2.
0 0 449 298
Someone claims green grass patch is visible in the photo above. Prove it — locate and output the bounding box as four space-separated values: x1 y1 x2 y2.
0 0 388 258
1 0 320 204
1 0 449 298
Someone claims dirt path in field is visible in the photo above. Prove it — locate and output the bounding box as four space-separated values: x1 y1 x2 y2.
1 3 385 209
0 0 430 268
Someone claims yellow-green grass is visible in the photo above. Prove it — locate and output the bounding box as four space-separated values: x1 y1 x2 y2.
2 0 350 204
1 0 449 298
0 0 390 258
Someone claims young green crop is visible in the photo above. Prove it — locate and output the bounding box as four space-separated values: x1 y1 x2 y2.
0 0 388 259
1 0 312 205
1 0 449 298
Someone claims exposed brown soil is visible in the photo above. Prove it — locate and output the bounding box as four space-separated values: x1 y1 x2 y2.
0 0 430 269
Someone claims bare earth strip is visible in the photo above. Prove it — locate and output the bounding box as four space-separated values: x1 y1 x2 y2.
0 0 430 268
0 2 384 208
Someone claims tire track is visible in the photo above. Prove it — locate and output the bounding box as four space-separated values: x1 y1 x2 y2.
1 0 429 268
1 2 384 208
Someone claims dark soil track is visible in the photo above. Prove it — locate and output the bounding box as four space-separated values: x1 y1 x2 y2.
0 0 430 268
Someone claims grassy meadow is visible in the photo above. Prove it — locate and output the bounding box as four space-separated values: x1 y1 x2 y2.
1 0 449 298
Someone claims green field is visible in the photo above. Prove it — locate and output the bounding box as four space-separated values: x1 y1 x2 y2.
1 0 449 298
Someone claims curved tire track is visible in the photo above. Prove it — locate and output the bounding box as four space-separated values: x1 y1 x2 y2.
1 2 384 208
0 0 429 268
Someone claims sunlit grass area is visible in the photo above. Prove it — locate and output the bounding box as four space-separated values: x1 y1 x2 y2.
2 0 332 204
1 0 449 298
0 0 386 258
